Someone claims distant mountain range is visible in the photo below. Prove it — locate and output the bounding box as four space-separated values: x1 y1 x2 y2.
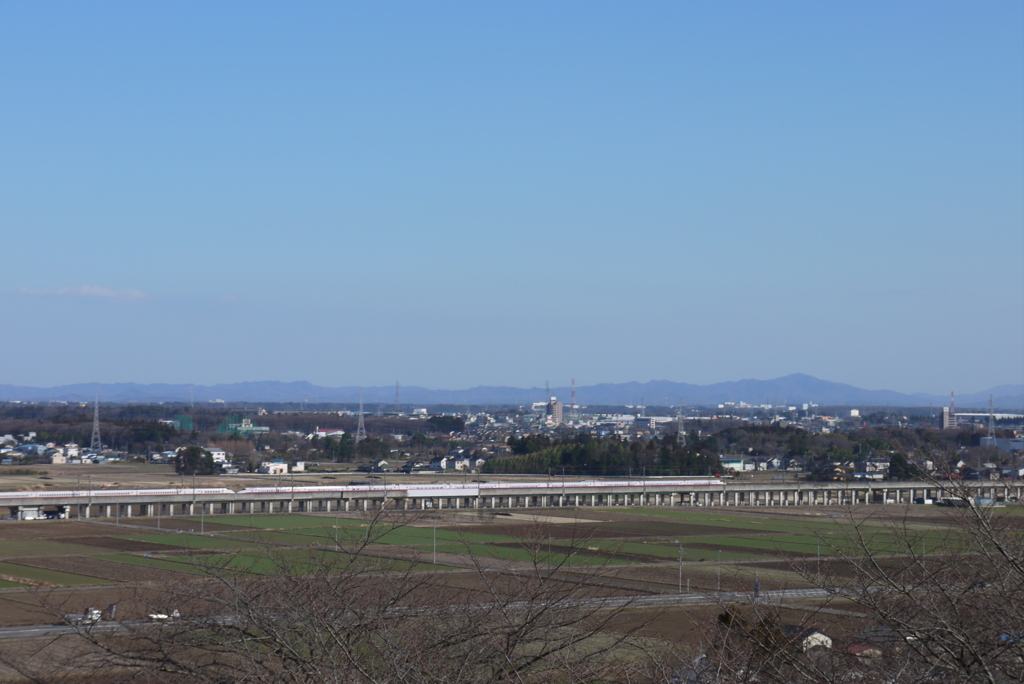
0 374 1021 409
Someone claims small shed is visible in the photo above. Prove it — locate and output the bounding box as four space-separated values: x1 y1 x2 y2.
782 625 832 652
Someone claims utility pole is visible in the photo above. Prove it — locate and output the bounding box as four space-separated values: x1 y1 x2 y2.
674 542 684 593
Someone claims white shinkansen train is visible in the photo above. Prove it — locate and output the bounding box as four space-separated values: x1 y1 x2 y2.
0 478 725 501
239 478 725 497
0 488 235 500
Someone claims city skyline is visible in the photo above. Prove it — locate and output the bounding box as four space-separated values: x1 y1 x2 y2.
1 2 1021 395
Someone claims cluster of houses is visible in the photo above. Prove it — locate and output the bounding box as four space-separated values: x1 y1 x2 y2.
719 455 899 480
719 450 1024 483
358 450 488 474
0 435 112 465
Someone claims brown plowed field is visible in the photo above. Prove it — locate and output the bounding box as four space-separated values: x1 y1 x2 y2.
0 521 102 540
62 536 181 553
457 520 768 540
677 541 810 558
0 586 162 626
126 519 248 533
14 556 187 584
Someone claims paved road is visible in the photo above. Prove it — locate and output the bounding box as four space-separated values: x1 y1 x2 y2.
584 587 831 610
0 587 834 642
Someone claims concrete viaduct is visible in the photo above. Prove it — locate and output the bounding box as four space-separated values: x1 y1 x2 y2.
0 478 1014 520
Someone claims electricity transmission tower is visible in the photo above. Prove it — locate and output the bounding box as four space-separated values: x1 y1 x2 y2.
989 395 996 440
90 395 102 453
676 404 686 447
570 378 578 422
354 389 367 445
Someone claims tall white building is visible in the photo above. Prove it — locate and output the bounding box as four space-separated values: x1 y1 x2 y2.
941 406 957 430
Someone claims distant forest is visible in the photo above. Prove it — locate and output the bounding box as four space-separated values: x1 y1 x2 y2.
485 433 720 477
484 424 1013 477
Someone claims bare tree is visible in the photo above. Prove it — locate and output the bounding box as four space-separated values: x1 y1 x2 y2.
693 448 1024 684
3 508 658 683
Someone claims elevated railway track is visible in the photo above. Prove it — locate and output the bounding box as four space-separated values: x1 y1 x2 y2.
0 478 1012 520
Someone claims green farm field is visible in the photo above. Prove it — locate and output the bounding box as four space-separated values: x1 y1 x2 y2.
0 502 984 626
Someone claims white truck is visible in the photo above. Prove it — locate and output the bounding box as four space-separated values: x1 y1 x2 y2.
147 609 180 621
65 608 102 626
65 602 116 626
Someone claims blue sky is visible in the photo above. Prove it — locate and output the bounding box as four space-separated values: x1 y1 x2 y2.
1 2 1021 395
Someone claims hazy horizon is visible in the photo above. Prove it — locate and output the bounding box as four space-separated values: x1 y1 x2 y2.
2 374 1021 410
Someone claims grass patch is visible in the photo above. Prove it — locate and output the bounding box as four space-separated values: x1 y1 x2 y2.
374 527 518 546
432 542 626 566
582 539 770 562
619 509 874 535
201 515 361 529
105 547 444 577
118 533 257 551
223 524 522 549
101 553 209 575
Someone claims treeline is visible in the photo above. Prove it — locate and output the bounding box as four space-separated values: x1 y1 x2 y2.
709 424 1003 463
485 434 719 476
0 419 181 454
312 431 467 463
489 425 1007 478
